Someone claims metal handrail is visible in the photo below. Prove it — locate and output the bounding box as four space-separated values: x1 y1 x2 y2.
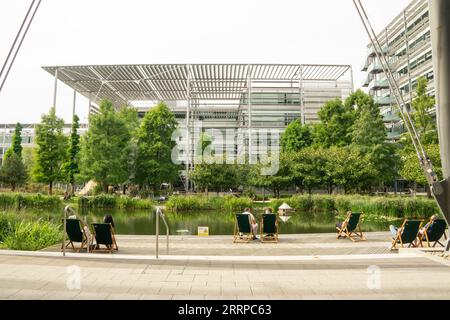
155 207 170 259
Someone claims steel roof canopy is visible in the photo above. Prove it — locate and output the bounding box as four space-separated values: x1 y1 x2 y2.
42 64 352 108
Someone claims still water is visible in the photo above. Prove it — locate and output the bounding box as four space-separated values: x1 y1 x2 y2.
4 207 401 236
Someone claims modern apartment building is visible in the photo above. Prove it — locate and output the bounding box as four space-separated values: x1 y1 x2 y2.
42 64 353 189
0 124 88 165
362 0 434 140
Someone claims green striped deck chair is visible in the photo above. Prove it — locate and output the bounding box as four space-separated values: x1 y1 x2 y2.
420 219 448 248
92 223 118 253
390 219 423 250
336 212 366 242
62 218 89 253
260 214 279 243
234 214 253 243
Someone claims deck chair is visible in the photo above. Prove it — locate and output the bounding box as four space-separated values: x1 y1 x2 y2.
62 218 89 253
336 212 366 242
260 214 279 243
234 214 253 243
390 219 423 250
420 219 448 248
91 223 118 253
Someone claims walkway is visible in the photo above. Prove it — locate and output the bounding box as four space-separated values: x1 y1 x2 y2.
44 232 395 256
0 253 449 300
0 232 449 300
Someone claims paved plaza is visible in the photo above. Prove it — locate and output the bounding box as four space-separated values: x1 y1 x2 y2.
0 232 449 300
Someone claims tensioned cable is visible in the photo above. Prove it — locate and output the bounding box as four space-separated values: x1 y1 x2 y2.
0 0 35 81
353 0 427 162
353 0 442 192
357 2 427 157
0 0 41 95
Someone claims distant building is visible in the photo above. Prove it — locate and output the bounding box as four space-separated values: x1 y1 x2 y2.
0 124 88 165
361 0 434 140
42 64 353 190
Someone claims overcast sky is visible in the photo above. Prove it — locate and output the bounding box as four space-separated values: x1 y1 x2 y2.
0 0 410 125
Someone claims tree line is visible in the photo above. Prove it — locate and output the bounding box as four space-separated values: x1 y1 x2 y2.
0 77 439 197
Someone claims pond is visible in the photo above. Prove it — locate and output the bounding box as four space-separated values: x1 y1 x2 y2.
2 207 402 236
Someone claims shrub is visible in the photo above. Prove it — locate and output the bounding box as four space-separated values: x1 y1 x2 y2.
290 195 314 212
223 196 253 212
166 196 253 212
273 194 439 219
0 193 63 210
3 220 62 251
0 213 17 242
79 195 155 210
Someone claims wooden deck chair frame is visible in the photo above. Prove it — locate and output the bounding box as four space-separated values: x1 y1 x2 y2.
91 223 119 253
260 215 279 243
336 212 366 242
420 219 448 248
390 219 423 251
233 214 253 243
61 219 90 253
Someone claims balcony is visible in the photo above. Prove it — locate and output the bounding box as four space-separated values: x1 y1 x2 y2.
367 45 388 58
368 79 389 90
374 96 392 106
387 129 403 140
367 61 384 74
383 112 401 123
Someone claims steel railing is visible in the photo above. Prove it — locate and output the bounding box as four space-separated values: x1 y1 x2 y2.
155 207 170 259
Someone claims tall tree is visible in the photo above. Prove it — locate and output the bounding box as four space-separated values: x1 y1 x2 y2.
412 77 437 144
33 107 67 195
190 157 240 195
280 120 314 152
349 90 399 186
134 102 179 194
4 123 23 161
63 115 81 195
0 153 27 191
315 98 356 147
80 100 133 193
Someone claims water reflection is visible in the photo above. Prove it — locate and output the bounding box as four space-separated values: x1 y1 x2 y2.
2 207 401 236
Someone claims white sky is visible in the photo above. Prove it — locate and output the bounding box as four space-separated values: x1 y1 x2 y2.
0 0 410 124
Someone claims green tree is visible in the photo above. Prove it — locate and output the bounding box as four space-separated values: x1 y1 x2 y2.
134 102 179 194
80 100 133 193
412 77 437 144
349 90 399 186
33 107 67 195
4 123 23 161
249 153 293 198
325 147 378 193
280 120 314 152
0 153 28 191
315 98 356 147
195 132 213 164
290 147 330 193
190 156 240 195
400 144 442 196
22 147 36 178
63 115 81 194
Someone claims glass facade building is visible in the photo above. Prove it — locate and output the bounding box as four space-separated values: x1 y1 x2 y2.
361 0 434 140
42 64 353 190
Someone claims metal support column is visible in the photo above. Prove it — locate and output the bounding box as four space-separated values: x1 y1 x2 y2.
186 65 191 193
299 66 306 125
349 66 355 94
53 68 59 110
403 10 414 107
72 86 77 118
429 0 450 241
1 124 6 164
247 65 253 163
